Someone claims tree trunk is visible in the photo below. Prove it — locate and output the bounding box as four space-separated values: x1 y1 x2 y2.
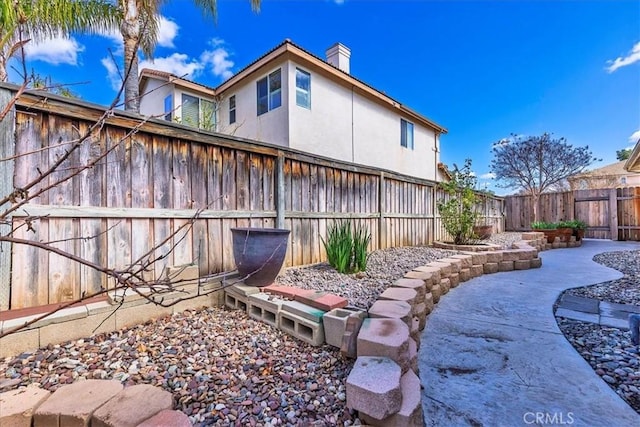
121 0 140 112
532 193 540 222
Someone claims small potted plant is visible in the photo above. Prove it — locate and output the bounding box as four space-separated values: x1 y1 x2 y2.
531 221 558 244
567 220 587 241
557 220 574 243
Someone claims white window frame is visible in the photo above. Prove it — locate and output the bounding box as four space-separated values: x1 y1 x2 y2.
295 68 311 109
257 69 282 116
163 94 172 121
229 95 236 124
401 119 414 150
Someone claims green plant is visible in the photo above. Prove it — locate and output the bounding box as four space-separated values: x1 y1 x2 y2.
565 219 587 230
531 221 557 230
557 220 574 229
321 220 371 274
437 159 481 245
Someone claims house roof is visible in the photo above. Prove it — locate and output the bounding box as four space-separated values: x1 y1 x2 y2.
568 160 636 181
625 139 640 172
139 39 447 134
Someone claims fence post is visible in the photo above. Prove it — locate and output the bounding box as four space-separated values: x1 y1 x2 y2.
276 151 285 229
609 188 618 241
378 171 385 249
0 87 15 310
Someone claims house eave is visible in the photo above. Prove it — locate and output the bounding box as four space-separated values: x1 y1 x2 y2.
625 140 640 172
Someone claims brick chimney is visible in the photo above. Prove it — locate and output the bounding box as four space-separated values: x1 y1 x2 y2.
326 43 351 74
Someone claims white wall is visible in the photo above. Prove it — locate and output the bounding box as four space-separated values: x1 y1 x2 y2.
139 79 172 119
218 61 290 147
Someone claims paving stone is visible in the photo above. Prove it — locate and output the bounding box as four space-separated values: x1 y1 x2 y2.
439 278 451 295
514 260 531 270
34 380 123 427
450 254 473 268
498 260 514 272
469 264 484 278
357 318 411 373
136 410 191 427
600 316 629 330
378 288 417 312
0 385 51 427
448 272 460 288
431 284 442 304
227 284 260 297
438 258 462 273
483 262 499 274
281 300 326 323
341 312 366 358
346 356 402 421
530 257 543 268
403 270 437 290
92 384 173 427
361 368 424 427
368 300 412 325
391 278 426 302
426 261 452 277
262 285 314 299
485 251 503 263
459 268 471 282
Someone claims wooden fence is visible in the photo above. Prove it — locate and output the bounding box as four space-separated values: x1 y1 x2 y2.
0 86 504 310
505 187 640 240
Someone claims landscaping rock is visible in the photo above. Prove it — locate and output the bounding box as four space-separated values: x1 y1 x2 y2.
0 385 50 427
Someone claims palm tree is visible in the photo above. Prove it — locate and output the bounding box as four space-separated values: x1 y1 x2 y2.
119 0 261 112
0 0 121 82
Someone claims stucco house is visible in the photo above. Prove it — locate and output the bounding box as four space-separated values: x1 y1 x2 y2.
625 139 640 173
138 40 448 181
568 160 640 190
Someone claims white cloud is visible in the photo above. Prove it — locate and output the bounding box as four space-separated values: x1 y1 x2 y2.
606 41 640 73
24 36 83 65
480 172 496 180
140 53 204 78
157 16 178 48
101 57 121 90
200 47 234 80
629 130 640 142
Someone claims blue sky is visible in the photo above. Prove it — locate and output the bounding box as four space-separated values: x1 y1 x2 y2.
8 0 640 195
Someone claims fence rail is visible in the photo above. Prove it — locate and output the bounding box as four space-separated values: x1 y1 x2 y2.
1 86 504 310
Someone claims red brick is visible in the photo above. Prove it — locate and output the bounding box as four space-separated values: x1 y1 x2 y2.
262 285 314 299
296 292 348 311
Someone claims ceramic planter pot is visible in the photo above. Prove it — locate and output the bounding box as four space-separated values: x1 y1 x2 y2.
557 227 573 242
231 227 290 287
473 224 493 240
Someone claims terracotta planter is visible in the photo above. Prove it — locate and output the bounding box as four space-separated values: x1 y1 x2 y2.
231 227 290 287
537 229 558 244
473 224 493 240
573 229 585 241
557 227 573 242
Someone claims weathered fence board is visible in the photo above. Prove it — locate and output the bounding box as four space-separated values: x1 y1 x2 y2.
3 87 505 309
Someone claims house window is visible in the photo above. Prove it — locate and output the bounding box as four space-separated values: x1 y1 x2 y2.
296 68 311 109
181 94 216 131
621 176 627 185
401 119 414 149
257 69 282 115
163 95 172 121
229 95 236 124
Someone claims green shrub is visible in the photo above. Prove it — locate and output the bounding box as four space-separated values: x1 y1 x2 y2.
437 159 481 245
321 220 371 274
531 221 557 229
564 219 587 230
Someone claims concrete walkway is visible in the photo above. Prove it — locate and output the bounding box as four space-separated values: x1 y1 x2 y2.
419 239 640 427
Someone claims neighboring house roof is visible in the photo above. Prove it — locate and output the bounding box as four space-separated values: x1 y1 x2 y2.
568 161 634 181
625 139 640 172
139 39 447 134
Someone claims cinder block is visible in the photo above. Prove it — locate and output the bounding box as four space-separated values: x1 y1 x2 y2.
324 307 367 349
469 265 484 278
485 251 503 263
282 300 326 323
357 318 411 373
450 254 473 268
0 385 51 427
368 300 412 325
459 268 471 282
248 293 285 328
165 264 199 287
346 357 402 421
278 310 325 346
341 312 367 359
225 290 249 312
91 384 172 427
514 260 531 270
228 284 260 297
483 262 499 274
498 260 514 272
530 257 542 268
114 302 172 330
34 380 122 427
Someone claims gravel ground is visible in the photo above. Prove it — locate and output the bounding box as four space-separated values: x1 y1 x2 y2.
0 233 529 426
557 250 640 414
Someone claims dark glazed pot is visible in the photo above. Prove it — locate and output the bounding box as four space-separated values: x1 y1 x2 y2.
231 227 290 287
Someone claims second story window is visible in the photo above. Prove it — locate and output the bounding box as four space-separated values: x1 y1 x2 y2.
401 119 414 150
229 95 236 124
296 68 311 109
181 94 215 131
257 69 282 115
163 95 172 121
